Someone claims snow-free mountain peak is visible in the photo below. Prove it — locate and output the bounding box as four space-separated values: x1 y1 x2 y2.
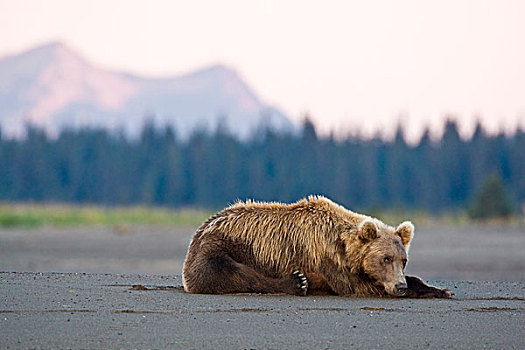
0 42 295 139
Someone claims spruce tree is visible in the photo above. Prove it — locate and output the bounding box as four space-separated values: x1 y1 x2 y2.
468 173 514 219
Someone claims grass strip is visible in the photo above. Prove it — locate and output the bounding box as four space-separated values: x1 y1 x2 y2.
0 203 211 227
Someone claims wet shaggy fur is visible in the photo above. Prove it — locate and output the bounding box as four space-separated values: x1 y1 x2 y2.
182 196 453 298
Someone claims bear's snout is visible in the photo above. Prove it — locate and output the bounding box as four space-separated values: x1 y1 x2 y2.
395 282 408 296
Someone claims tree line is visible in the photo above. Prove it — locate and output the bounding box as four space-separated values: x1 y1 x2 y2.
0 119 523 213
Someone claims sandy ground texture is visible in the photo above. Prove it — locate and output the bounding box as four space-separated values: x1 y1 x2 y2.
0 224 524 280
1 272 524 349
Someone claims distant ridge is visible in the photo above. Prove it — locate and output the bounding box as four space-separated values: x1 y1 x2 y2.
0 42 296 139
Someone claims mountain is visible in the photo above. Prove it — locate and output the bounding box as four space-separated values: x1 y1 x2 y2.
0 42 295 139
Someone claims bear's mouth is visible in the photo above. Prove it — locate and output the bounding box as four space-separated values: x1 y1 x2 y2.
383 283 409 297
395 288 408 297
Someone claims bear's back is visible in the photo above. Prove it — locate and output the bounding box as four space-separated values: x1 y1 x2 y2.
194 196 365 271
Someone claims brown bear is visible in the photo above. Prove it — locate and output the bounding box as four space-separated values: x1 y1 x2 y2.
182 195 453 298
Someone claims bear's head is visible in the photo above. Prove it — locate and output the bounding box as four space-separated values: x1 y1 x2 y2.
356 219 414 296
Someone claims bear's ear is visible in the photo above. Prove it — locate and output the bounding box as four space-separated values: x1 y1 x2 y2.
358 219 378 242
395 221 414 250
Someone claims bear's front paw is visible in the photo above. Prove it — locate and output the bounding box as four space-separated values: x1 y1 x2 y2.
418 287 454 298
290 270 308 296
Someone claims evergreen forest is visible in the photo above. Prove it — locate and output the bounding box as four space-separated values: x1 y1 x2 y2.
0 119 523 214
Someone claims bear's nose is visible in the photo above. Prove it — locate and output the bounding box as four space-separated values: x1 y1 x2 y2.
395 283 408 295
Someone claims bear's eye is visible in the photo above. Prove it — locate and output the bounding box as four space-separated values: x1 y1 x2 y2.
402 259 407 268
383 256 392 264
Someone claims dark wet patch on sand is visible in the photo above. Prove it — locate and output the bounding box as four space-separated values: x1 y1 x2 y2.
129 284 184 291
465 307 519 312
456 297 525 301
361 307 401 312
103 284 184 292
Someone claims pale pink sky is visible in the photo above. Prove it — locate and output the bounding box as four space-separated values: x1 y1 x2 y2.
1 0 524 140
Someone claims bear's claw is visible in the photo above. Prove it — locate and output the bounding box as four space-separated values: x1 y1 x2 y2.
425 287 454 298
291 270 308 296
441 289 454 298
